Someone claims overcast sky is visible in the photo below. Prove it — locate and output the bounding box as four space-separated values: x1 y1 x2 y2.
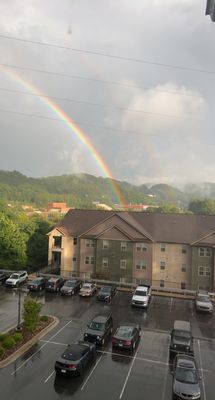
0 0 214 187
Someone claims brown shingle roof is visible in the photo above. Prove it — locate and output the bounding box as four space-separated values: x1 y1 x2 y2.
56 209 215 244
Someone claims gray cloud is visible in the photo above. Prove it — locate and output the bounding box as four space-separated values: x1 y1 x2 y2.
0 0 214 186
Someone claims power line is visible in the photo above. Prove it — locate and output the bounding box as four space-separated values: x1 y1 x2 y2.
0 33 214 75
0 107 197 136
0 62 203 99
0 87 200 120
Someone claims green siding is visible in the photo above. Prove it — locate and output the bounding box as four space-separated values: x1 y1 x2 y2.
95 239 133 282
191 247 213 290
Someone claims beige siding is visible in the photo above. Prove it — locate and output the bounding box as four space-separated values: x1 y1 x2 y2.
152 243 191 288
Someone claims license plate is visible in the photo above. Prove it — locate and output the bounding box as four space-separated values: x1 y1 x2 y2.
119 343 123 347
61 369 66 373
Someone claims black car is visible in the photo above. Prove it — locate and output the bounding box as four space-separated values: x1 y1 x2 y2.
112 324 141 350
84 314 113 345
96 285 116 302
0 270 10 285
55 341 96 376
60 279 82 296
172 355 201 400
27 277 46 292
45 277 64 292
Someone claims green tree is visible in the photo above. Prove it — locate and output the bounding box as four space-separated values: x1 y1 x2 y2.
147 203 184 214
188 199 215 215
23 296 42 332
0 212 27 268
26 218 52 270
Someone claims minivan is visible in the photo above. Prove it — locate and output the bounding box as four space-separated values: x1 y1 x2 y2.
169 320 193 357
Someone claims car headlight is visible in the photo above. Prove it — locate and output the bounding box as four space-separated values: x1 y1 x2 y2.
84 333 88 337
186 346 189 350
174 344 176 348
97 336 101 340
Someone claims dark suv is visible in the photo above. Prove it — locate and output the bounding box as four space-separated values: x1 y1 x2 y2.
84 314 113 345
170 320 193 358
45 277 64 292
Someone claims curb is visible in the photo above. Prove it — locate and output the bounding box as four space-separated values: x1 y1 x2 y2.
0 316 59 368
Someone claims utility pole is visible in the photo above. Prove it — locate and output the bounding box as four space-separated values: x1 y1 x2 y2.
206 0 215 21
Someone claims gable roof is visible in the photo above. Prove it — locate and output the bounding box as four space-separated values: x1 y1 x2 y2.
55 209 215 245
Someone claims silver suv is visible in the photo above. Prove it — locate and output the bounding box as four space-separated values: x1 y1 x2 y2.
195 292 213 314
6 271 28 288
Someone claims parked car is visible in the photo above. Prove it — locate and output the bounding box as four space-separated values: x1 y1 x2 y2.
60 279 82 296
5 271 28 288
45 277 64 292
0 270 11 284
79 282 97 297
172 354 201 400
55 341 96 376
27 277 46 292
170 320 193 358
195 292 213 314
84 313 113 345
131 285 151 308
112 324 141 350
97 285 116 302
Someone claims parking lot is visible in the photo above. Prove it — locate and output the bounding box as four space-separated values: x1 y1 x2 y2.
0 286 215 400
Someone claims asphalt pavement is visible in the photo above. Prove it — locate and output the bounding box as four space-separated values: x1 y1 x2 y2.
0 285 214 400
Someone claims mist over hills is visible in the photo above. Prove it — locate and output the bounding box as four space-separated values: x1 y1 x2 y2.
0 170 214 209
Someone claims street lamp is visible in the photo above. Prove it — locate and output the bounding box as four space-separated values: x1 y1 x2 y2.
15 287 28 331
206 0 215 21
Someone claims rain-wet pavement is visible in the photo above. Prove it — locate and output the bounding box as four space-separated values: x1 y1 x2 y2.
0 285 214 400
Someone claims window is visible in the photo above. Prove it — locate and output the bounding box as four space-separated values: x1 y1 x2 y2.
53 236 61 247
121 241 127 251
161 243 166 252
85 256 94 265
199 247 211 257
136 261 147 270
160 261 165 270
73 237 77 245
102 258 108 268
160 280 165 288
198 266 211 276
181 282 186 289
72 257 76 262
182 245 187 254
136 243 148 252
120 259 127 269
103 240 109 249
86 239 95 247
181 264 186 272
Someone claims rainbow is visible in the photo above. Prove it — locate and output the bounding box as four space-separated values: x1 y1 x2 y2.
2 67 126 206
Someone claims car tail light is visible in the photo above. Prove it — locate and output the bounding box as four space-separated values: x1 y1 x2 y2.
68 364 76 370
124 340 131 346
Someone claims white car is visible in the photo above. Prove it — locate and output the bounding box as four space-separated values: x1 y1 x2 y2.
6 271 28 288
195 292 213 313
79 283 97 297
131 285 151 308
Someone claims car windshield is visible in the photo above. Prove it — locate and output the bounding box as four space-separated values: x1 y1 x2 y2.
175 366 198 384
89 321 105 331
65 281 76 287
100 286 111 293
10 274 19 279
82 284 91 290
31 279 41 284
173 330 191 340
135 290 147 296
197 296 211 303
116 327 133 338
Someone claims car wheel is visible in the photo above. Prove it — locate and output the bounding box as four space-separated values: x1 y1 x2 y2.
132 341 136 350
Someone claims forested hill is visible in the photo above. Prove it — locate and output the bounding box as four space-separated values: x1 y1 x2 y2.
0 169 212 210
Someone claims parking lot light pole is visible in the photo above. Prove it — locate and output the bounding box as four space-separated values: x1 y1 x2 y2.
16 287 28 331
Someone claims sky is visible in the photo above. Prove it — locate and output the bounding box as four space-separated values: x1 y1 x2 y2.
0 0 214 187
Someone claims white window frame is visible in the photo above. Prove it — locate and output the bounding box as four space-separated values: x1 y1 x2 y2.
198 265 211 276
103 240 109 249
136 261 147 270
85 256 94 265
160 261 166 270
86 239 95 248
120 259 127 269
160 243 166 252
181 264 186 272
160 280 165 288
199 247 211 257
102 257 108 268
182 245 187 254
121 241 127 251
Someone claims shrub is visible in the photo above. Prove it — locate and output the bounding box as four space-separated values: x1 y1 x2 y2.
2 335 16 349
0 346 5 359
40 315 48 322
23 296 42 332
0 334 6 342
13 332 23 343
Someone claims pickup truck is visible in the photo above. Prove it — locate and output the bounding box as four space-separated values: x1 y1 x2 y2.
131 285 151 308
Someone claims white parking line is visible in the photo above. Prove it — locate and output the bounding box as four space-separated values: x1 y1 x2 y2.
44 370 55 383
161 336 171 400
11 319 73 376
119 348 138 399
40 339 67 346
197 339 207 400
81 354 103 391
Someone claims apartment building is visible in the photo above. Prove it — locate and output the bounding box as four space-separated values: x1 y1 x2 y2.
48 209 215 291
